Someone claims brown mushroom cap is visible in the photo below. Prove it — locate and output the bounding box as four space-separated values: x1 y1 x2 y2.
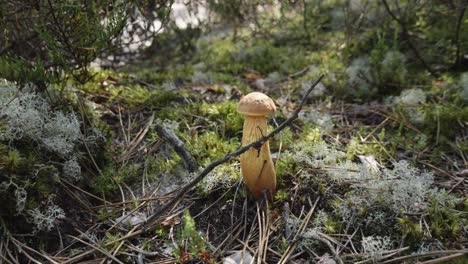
237 92 276 117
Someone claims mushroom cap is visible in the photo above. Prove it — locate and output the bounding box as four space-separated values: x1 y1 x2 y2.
237 92 276 117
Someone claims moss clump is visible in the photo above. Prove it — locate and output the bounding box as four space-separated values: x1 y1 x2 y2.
423 104 468 145
188 131 238 166
426 192 467 240
146 151 183 180
198 101 244 138
92 163 142 196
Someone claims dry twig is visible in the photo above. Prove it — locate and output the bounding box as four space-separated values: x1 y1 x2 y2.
138 74 325 231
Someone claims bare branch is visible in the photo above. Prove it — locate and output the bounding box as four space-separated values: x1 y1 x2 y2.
138 74 325 231
155 124 198 173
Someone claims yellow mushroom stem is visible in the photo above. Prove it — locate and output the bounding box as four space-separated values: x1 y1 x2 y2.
240 116 276 199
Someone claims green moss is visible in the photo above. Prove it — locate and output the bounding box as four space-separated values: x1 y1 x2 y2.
174 210 209 262
299 125 322 144
196 38 244 74
146 152 182 180
5 149 22 171
199 101 244 137
274 189 290 203
427 194 466 240
423 104 468 144
92 163 141 195
187 131 238 165
276 155 298 182
33 165 60 196
397 216 423 241
345 134 391 162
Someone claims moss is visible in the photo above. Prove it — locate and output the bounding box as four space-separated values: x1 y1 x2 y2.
397 216 424 242
276 155 298 182
298 125 323 144
426 195 466 240
195 38 244 74
33 166 59 196
92 163 141 195
146 152 182 180
423 103 468 145
196 37 311 75
198 101 244 138
345 134 391 162
5 149 23 171
270 127 294 152
187 131 238 166
174 210 211 262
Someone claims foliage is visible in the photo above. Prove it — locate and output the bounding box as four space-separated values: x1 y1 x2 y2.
0 0 173 86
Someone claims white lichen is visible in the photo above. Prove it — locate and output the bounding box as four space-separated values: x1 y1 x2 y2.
361 236 392 258
63 158 82 181
394 88 426 105
202 163 240 193
299 109 334 133
28 204 65 232
0 89 81 157
346 56 373 92
294 141 434 216
15 187 27 213
381 50 407 83
459 72 468 102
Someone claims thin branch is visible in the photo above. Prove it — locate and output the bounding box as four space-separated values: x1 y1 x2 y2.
155 124 198 173
454 2 467 69
381 249 468 264
68 235 125 264
138 74 325 231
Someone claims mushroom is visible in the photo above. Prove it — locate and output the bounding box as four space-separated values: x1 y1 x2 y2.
237 92 276 199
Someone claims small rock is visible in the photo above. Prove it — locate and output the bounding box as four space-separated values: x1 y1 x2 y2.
223 251 253 264
115 212 147 227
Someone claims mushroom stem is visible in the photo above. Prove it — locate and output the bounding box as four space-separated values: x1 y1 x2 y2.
240 116 276 198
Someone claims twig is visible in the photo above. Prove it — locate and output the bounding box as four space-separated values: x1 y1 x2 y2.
138 74 325 231
155 123 198 173
120 113 155 165
68 235 125 264
310 232 344 264
419 253 465 264
278 197 320 264
454 2 467 69
381 249 468 264
9 235 59 264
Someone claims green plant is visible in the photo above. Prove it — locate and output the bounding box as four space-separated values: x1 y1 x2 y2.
174 210 213 263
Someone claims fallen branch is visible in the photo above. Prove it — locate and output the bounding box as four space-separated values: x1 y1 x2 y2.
155 124 198 173
138 74 325 231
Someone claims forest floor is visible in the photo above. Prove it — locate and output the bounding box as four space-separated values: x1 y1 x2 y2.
1 8 468 264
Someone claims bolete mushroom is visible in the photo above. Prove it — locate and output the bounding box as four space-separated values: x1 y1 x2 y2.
237 92 276 199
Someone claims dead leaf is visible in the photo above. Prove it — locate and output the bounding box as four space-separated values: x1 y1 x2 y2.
242 72 262 80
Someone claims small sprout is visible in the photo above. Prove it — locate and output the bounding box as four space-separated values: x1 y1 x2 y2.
7 149 23 170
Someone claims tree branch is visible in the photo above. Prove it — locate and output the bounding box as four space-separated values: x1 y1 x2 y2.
381 0 439 78
138 74 325 231
454 2 467 69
